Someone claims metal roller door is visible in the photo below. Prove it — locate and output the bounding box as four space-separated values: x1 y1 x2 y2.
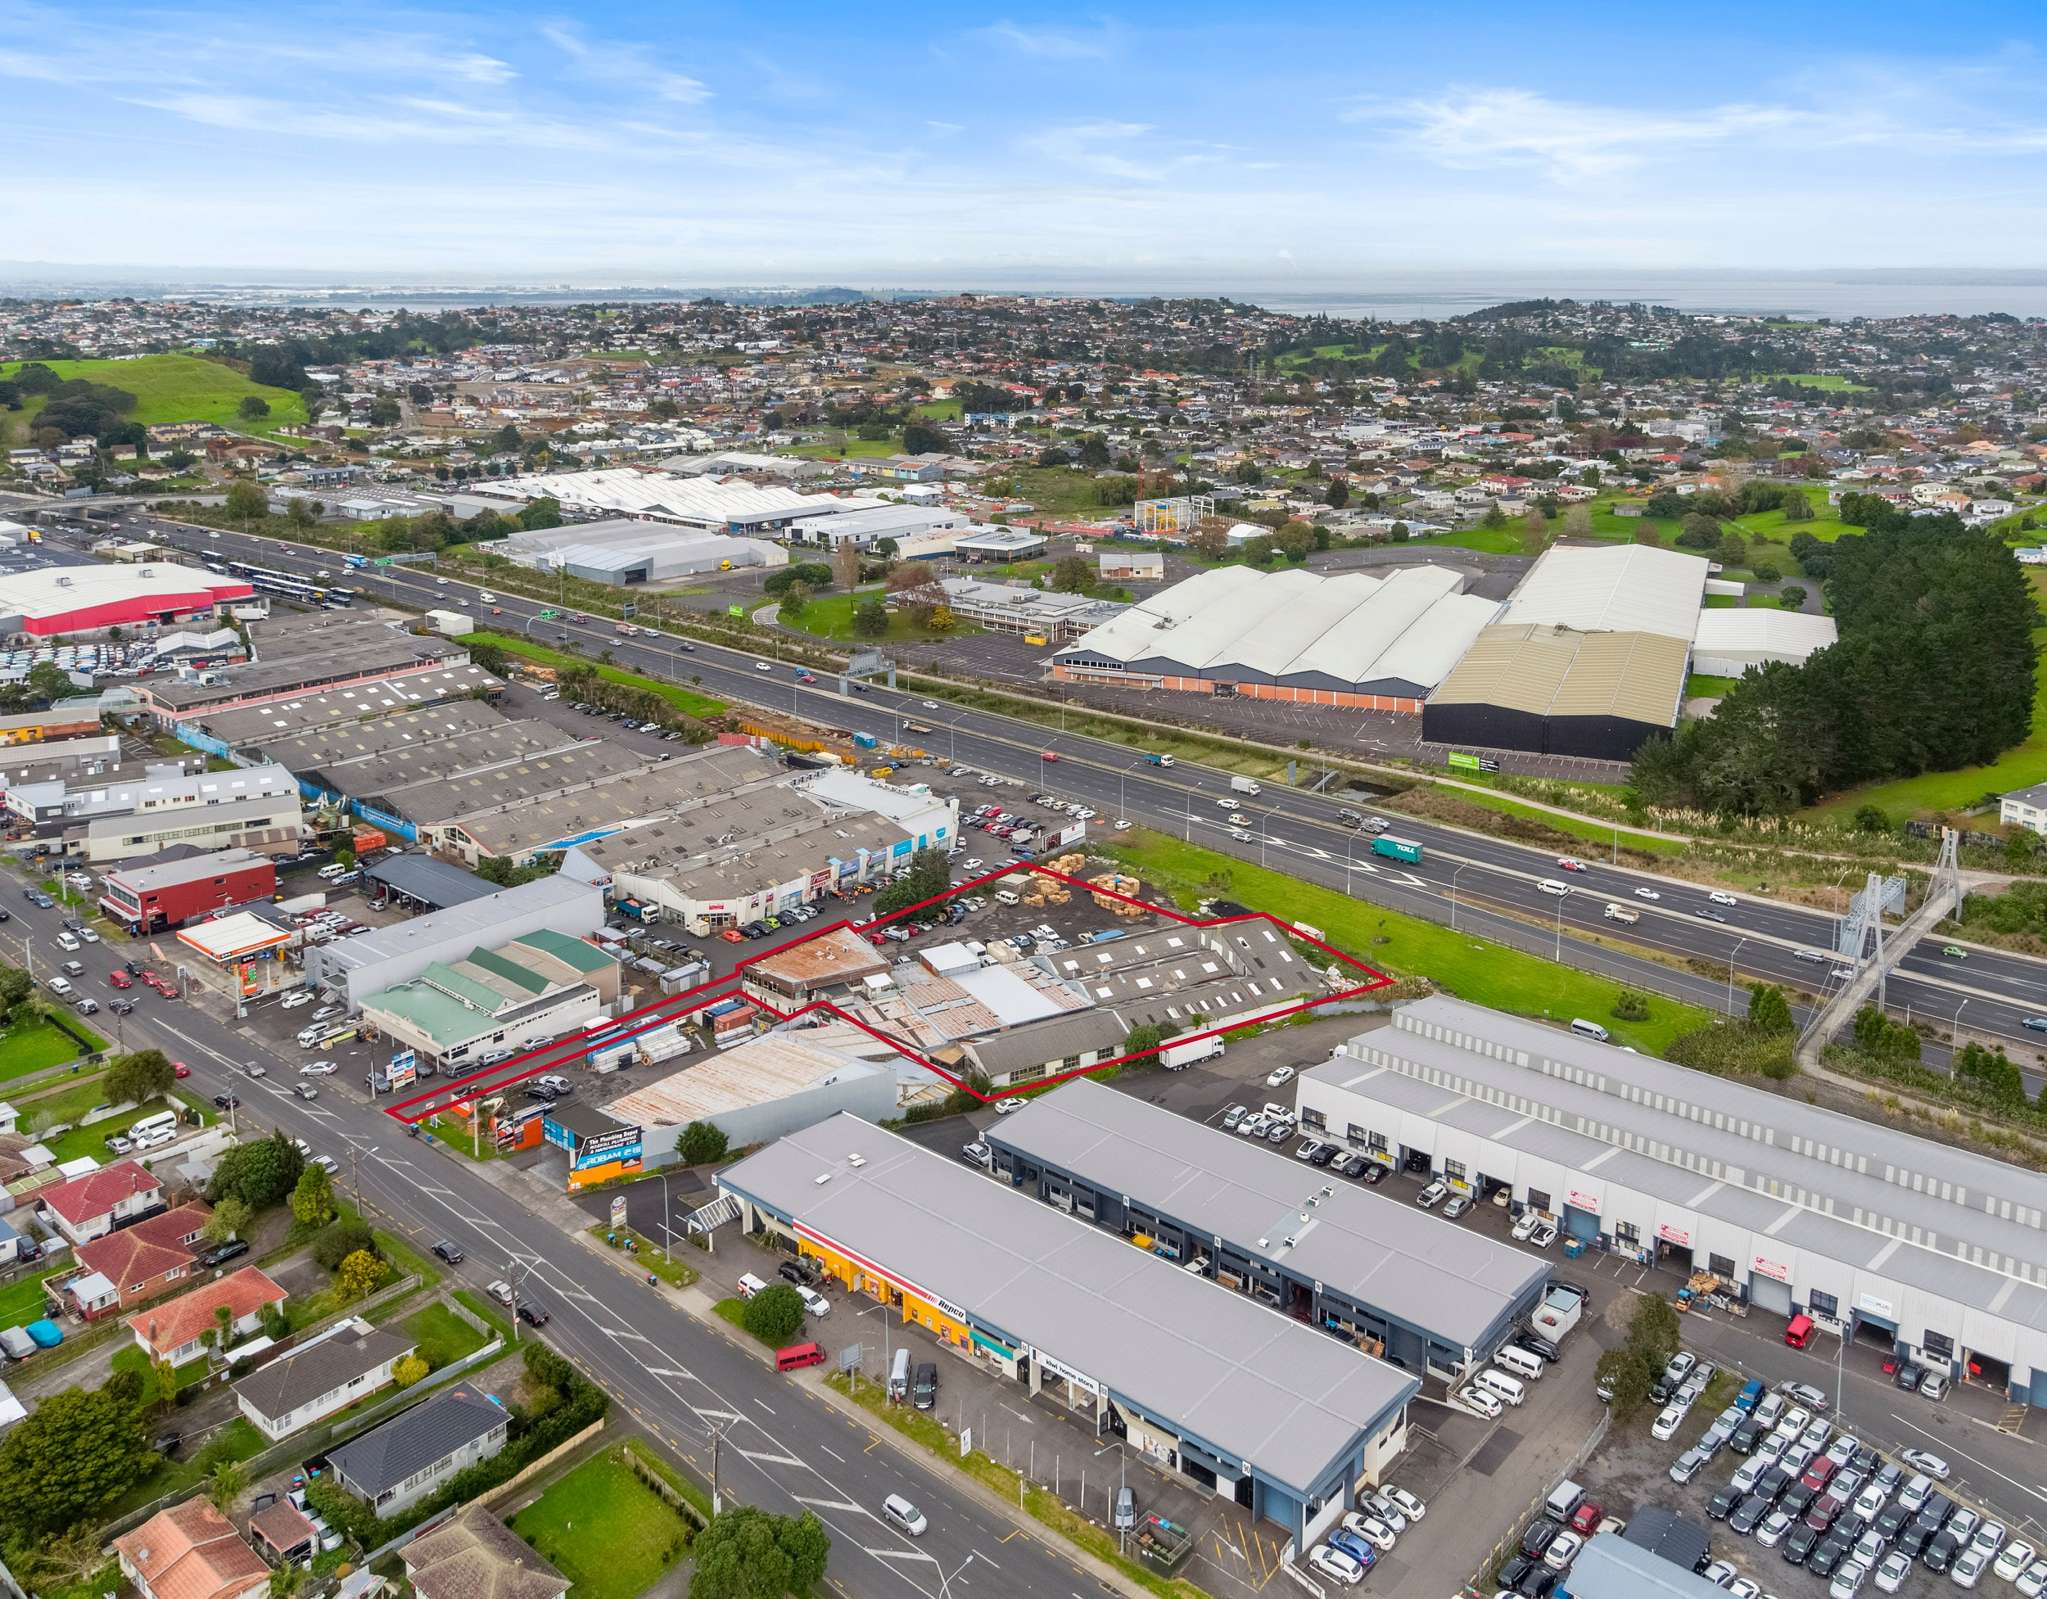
1749 1274 1792 1318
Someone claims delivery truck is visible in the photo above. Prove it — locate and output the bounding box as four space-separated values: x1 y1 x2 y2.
1370 834 1424 864
1159 1034 1224 1070
1229 775 1261 795
1144 753 1175 767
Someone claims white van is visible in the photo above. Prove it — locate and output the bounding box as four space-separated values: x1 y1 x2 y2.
1495 1345 1545 1382
55 931 80 951
888 1346 911 1402
993 889 1020 907
1569 1018 1611 1042
316 863 350 881
1476 1368 1526 1407
1537 879 1569 896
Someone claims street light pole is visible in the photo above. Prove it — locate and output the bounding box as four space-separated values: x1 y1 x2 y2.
1452 860 1466 932
1727 937 1748 1018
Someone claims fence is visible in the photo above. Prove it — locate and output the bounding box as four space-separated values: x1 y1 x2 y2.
480 1418 606 1509
1462 1408 1610 1592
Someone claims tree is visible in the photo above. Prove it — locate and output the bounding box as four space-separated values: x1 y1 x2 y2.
1324 477 1350 509
1561 504 1594 540
236 395 271 422
1629 1293 1682 1368
779 1511 831 1592
290 1163 336 1229
873 846 950 915
851 600 889 639
1050 555 1093 593
336 1248 389 1301
284 497 317 529
0 1385 149 1539
690 1506 831 1599
367 397 401 427
1675 512 1720 549
494 423 522 453
1122 1023 1164 1061
676 1121 730 1165
313 1218 377 1270
1747 983 1795 1035
1076 434 1112 470
208 1459 249 1511
1595 1346 1652 1422
224 479 268 524
209 1131 305 1210
1778 584 1808 610
202 1196 252 1247
103 1047 174 1107
392 1354 429 1388
0 965 32 1025
901 421 950 457
739 1284 806 1345
1274 520 1315 561
777 581 809 621
1519 508 1550 556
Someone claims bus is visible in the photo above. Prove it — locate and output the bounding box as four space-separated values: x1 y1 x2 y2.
207 555 357 609
129 1110 179 1149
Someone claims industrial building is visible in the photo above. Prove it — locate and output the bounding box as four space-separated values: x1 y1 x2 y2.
359 927 617 1074
0 562 253 638
951 527 1049 563
143 614 481 726
0 761 306 864
474 469 884 533
305 876 606 1009
98 847 278 932
988 1078 1547 1376
1422 544 1712 761
490 517 786 584
1052 564 1500 711
1689 607 1839 676
783 503 973 554
603 1030 897 1156
718 1114 1419 1544
922 577 1122 640
1298 995 2047 1406
171 663 502 757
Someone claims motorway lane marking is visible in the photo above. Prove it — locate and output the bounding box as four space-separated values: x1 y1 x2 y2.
795 1496 869 1515
819 1444 845 1463
866 1548 937 1565
737 1447 805 1468
753 1396 776 1413
605 1326 653 1343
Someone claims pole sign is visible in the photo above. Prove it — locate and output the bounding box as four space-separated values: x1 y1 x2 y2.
387 1051 417 1091
610 1195 629 1231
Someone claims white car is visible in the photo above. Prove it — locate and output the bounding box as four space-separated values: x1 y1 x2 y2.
796 1285 830 1319
1511 1210 1541 1241
1972 1523 2005 1560
1996 1543 2038 1583
1709 890 1739 906
1633 886 1661 901
1829 1561 1869 1598
1728 1581 1761 1599
1951 1547 1990 1589
1528 1220 1558 1248
1343 1512 1397 1551
2018 1563 2047 1599
299 1060 338 1076
1542 1530 1582 1570
1756 1510 1794 1549
1381 1486 1425 1522
78 927 98 943
1651 1404 1685 1440
1266 1066 1295 1087
279 990 314 1010
920 700 937 710
1307 1546 1364 1587
1873 1550 1912 1593
1457 1385 1502 1419
754 661 771 672
992 1097 1027 1115
1900 1447 1951 1479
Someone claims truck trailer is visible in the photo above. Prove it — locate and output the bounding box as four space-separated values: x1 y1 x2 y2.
1159 1034 1224 1070
1370 835 1424 864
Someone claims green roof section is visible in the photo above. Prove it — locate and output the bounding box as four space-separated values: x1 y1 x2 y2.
462 946 548 995
415 960 506 1014
369 983 490 1048
509 928 612 974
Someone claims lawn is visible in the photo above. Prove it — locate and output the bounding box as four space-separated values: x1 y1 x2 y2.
1398 784 1686 858
465 632 727 718
912 396 963 421
110 1417 265 1517
980 464 1118 518
1399 525 1529 555
1755 372 1873 393
785 435 901 460
510 1451 692 1599
0 1015 92 1084
1685 673 1743 700
586 348 654 362
0 1263 65 1328
0 354 308 446
1105 829 1715 1054
779 589 980 644
403 1300 489 1369
37 1092 211 1167
110 1345 210 1390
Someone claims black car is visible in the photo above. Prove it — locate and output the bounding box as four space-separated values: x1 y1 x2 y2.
1706 1486 1742 1521
1894 1521 1935 1560
153 1430 182 1456
211 1092 239 1110
1894 1362 1924 1391
1924 1530 1963 1574
125 959 143 975
1782 1522 1822 1565
431 1240 465 1264
1729 1418 1764 1455
1779 1483 1818 1521
1807 1532 1852 1579
1308 1144 1336 1167
1511 1331 1560 1364
1851 1445 1880 1477
1755 1465 1793 1503
778 1259 817 1287
1729 1494 1771 1536
1695 907 1728 922
197 1239 250 1269
0 908 10 922
1520 1519 1562 1560
1874 1501 1911 1541
517 1302 549 1327
1496 1555 1536 1591
1359 1162 1387 1185
1514 1568 1557 1599
1914 1495 1954 1539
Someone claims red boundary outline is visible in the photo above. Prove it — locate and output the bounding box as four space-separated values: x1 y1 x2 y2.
383 858 1393 1123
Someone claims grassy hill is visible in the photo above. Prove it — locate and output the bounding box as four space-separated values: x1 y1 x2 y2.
1 353 308 446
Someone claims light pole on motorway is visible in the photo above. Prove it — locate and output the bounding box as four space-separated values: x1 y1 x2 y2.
1727 937 1748 1017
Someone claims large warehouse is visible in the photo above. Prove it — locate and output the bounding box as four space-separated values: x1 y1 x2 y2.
1690 607 1839 676
1298 996 2047 1407
0 562 253 638
490 517 786 584
1051 564 1500 711
718 1114 1419 1544
1423 543 1710 761
474 469 884 534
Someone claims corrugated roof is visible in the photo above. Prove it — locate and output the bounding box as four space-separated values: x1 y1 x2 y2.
1497 543 1709 641
1427 623 1689 727
1691 608 1839 655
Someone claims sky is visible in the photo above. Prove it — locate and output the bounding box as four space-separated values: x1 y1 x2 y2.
9 0 2047 287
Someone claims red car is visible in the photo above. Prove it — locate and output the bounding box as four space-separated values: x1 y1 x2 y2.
107 971 132 989
1040 751 1059 762
718 927 746 943
1569 1500 1604 1536
1556 857 1588 872
173 1062 191 1079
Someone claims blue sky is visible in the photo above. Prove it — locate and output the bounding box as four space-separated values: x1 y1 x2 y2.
9 1 2047 285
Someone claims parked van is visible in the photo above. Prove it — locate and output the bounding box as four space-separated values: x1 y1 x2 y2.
316 863 350 881
888 1347 911 1402
1495 1345 1545 1383
1602 903 1639 924
1569 1018 1611 1042
776 1342 827 1373
1476 1369 1526 1407
736 1273 768 1300
1784 1312 1816 1349
994 889 1020 907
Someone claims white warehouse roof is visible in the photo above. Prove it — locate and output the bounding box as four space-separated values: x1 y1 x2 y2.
476 469 883 529
1497 543 1710 642
1692 607 1838 664
1055 564 1500 696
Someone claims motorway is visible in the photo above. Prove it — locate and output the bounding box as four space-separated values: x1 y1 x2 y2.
71 506 2047 1072
0 895 1107 1599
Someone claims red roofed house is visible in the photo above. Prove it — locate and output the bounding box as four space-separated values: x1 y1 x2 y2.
40 1159 166 1245
68 1202 213 1314
127 1266 287 1365
114 1498 269 1599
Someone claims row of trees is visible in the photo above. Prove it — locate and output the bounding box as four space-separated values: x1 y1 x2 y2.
1631 517 2039 815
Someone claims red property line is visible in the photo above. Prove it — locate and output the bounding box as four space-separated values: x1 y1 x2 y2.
384 857 1392 1122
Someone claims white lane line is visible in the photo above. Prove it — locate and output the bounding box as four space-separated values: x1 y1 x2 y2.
752 1396 775 1413
793 1496 867 1515
645 1367 695 1379
1889 1411 2047 1513
736 1448 804 1468
819 1444 845 1464
605 1327 653 1344
700 1408 743 1423
867 1548 938 1565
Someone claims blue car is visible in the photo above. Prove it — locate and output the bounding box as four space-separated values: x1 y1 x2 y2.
1735 1378 1765 1413
1326 1529 1377 1570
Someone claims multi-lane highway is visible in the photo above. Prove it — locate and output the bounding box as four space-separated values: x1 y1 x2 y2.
0 894 1104 1599
56 505 2047 1069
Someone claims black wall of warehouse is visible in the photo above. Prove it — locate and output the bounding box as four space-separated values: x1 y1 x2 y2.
1423 702 1667 763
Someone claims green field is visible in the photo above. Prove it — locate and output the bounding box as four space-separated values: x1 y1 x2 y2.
785 436 900 460
0 354 308 445
1399 524 1529 555
511 1452 692 1599
403 1299 489 1369
0 1016 92 1084
465 632 726 718
980 464 1116 518
1756 372 1873 393
912 397 963 421
586 348 654 363
1106 830 1715 1053
779 589 980 644
1685 673 1743 700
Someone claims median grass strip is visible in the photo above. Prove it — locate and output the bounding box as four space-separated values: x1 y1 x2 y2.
465 631 727 718
589 1225 699 1287
827 1372 1209 1599
510 1449 692 1599
1106 828 1715 1055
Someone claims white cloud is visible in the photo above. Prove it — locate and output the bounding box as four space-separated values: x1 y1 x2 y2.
539 19 709 105
977 19 1118 60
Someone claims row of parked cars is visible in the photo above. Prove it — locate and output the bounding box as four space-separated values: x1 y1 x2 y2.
1651 1358 2027 1596
1306 1483 1429 1588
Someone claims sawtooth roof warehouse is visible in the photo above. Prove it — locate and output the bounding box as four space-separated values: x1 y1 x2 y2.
1299 996 2047 1406
717 1115 1418 1547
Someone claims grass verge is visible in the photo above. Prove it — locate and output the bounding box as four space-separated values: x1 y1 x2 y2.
1105 829 1715 1054
510 1450 693 1599
828 1372 1208 1599
780 589 981 644
621 1434 714 1520
588 1224 700 1287
465 631 727 718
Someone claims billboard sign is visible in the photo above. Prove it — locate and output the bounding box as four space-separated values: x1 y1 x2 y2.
567 1123 643 1171
386 1051 417 1091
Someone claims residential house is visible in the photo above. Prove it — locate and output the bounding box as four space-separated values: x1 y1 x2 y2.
2001 781 2047 836
327 1384 509 1516
66 1201 211 1313
40 1159 166 1245
403 1503 570 1599
235 1319 418 1441
113 1500 270 1599
127 1266 287 1365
